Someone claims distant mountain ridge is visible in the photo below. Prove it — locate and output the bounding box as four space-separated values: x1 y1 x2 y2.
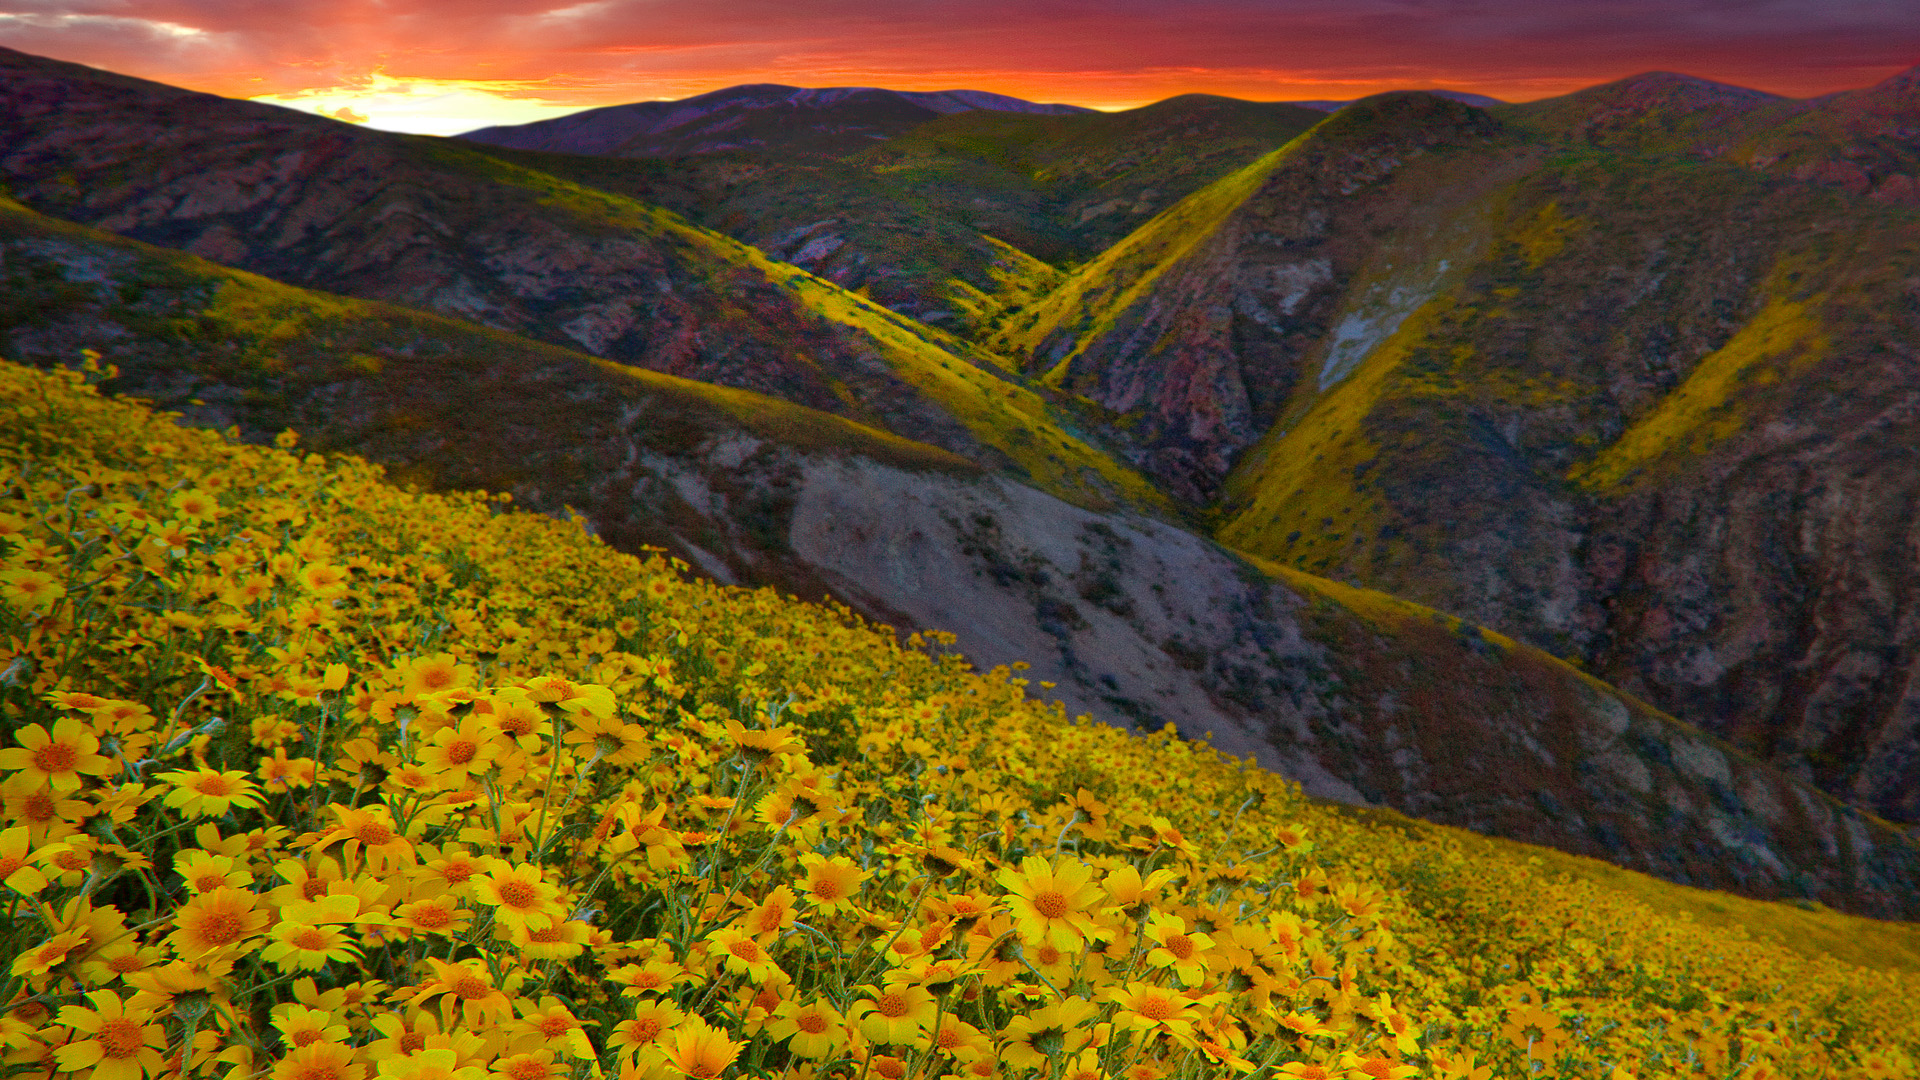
458 83 1090 159
1282 89 1506 112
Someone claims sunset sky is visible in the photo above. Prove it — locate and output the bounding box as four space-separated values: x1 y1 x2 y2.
1 1 1915 135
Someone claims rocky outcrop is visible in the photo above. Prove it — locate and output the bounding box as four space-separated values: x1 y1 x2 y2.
12 45 1920 909
996 77 1920 828
12 192 1920 917
1001 93 1511 500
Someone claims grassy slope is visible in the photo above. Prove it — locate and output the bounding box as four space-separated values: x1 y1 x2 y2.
7 361 1918 1080
453 98 1319 350
988 140 1303 374
1318 795 1920 974
0 192 979 479
377 140 1177 515
1206 145 1881 573
1569 290 1825 491
1247 549 1920 930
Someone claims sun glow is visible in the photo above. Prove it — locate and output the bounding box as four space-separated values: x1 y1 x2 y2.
246 72 589 136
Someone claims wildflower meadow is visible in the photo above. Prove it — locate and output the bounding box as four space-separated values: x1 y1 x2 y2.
1 355 1917 1080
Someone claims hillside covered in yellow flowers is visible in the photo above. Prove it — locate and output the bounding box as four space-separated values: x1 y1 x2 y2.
6 359 1920 1080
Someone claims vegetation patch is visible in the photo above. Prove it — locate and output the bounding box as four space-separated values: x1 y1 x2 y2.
1570 287 1829 491
3 358 1916 1080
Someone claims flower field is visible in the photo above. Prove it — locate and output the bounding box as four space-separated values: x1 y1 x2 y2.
2 353 1917 1080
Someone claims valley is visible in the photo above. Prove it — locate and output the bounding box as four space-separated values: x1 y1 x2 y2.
4 44 1920 917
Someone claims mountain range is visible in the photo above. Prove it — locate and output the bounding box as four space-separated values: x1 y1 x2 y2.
4 44 1919 917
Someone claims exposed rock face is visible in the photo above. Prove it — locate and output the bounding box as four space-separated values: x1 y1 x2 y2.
11 44 1920 908
1013 94 1510 500
1000 83 1920 827
1583 377 1920 821
11 192 1919 917
642 449 1920 922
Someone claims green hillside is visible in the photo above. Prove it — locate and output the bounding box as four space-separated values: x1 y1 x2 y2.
0 191 974 483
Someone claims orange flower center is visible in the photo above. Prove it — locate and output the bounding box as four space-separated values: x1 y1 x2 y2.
410 906 452 929
302 879 329 901
107 953 144 973
291 1060 342 1080
292 1030 321 1048
292 928 330 951
193 873 226 892
935 1027 962 1049
874 993 910 1018
496 880 538 908
529 926 563 944
1034 944 1063 965
22 792 55 821
193 775 234 796
874 1058 907 1080
1030 890 1070 919
443 739 477 765
728 939 762 963
55 850 88 871
1163 934 1195 960
418 667 454 691
440 863 475 884
498 713 536 737
539 1016 571 1037
452 974 493 999
33 743 78 774
506 1053 552 1076
797 1011 829 1034
0 857 19 878
354 821 394 846
398 1034 427 1054
1135 995 1176 1022
506 1060 549 1080
630 1018 662 1043
97 1018 147 1058
809 877 843 902
194 911 245 945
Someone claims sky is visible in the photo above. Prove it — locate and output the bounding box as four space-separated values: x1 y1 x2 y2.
1 1 1916 136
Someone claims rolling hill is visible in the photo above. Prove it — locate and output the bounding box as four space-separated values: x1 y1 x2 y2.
6 44 1920 919
458 83 1091 160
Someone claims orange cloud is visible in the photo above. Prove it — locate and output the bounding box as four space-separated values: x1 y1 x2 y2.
2 1 1913 134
